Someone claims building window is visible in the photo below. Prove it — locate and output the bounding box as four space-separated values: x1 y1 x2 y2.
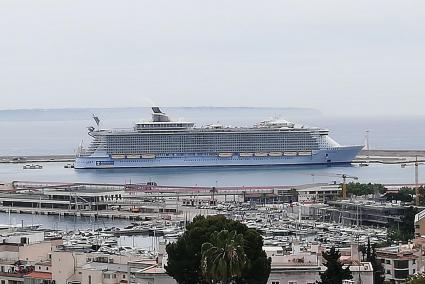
394 260 409 269
386 259 391 264
271 281 280 284
288 282 297 284
395 269 409 279
386 270 391 274
88 275 92 284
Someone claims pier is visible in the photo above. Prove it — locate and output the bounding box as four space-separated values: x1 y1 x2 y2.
354 149 425 164
1 150 425 165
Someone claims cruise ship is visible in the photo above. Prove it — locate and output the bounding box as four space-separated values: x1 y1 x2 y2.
74 107 362 169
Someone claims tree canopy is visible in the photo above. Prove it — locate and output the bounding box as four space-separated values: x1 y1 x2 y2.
317 246 352 284
346 182 386 196
385 187 415 203
165 215 271 284
388 206 418 243
201 230 247 283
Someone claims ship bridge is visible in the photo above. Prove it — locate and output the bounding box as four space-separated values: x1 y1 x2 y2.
134 107 194 131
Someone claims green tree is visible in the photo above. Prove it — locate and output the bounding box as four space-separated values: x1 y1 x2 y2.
201 230 247 283
317 246 352 284
388 206 418 243
347 182 386 196
408 273 425 284
385 187 415 203
417 186 425 205
165 215 271 284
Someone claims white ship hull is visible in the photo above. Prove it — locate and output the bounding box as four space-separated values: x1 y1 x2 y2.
75 146 362 169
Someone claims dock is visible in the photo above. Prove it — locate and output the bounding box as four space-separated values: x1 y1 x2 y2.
1 150 425 165
354 149 425 164
0 155 74 164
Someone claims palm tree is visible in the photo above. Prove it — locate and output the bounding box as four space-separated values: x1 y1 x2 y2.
201 230 247 284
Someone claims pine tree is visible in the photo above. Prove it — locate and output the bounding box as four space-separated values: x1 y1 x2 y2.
317 247 352 284
366 238 385 284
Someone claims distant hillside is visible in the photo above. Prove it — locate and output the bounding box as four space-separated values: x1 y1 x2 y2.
0 107 322 121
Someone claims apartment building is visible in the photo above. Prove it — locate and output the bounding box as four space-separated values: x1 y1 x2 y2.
376 244 421 284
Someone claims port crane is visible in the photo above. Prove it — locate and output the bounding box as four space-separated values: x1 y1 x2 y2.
306 173 359 199
401 156 424 206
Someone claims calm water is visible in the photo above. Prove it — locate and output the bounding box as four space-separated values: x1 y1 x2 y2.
0 162 422 187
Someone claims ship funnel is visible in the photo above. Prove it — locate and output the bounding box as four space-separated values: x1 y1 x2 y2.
92 114 100 129
152 107 170 122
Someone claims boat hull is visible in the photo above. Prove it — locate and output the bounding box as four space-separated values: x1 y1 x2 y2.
74 146 362 169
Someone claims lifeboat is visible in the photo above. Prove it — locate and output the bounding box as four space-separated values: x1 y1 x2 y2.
269 152 283 157
239 153 254 157
218 153 233 158
284 152 297 156
298 151 312 156
141 154 156 159
126 154 141 159
254 152 268 157
111 154 126 159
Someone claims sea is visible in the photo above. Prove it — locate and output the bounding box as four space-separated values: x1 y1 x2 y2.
0 107 424 233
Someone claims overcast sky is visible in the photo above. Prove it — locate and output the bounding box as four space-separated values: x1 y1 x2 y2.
0 0 424 116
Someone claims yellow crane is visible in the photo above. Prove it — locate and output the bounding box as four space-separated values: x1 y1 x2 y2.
338 174 360 199
401 156 424 206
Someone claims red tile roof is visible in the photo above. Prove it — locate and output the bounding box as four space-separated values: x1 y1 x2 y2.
25 271 52 280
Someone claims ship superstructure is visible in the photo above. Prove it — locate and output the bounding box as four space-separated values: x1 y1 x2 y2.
75 107 362 168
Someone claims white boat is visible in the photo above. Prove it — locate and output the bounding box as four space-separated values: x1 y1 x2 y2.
284 152 297 156
23 164 43 170
269 152 283 157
